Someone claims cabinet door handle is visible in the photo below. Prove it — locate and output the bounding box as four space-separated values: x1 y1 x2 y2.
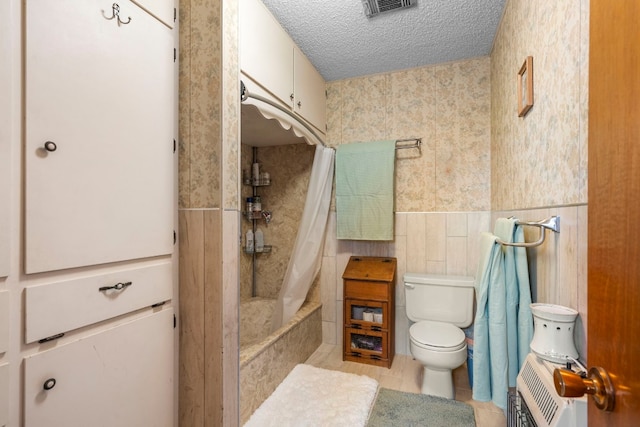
297 101 302 108
43 378 57 391
290 93 294 101
99 281 132 292
44 141 57 152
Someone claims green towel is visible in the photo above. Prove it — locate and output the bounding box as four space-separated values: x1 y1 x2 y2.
335 140 395 240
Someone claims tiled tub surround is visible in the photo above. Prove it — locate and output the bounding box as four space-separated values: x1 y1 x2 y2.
240 298 322 424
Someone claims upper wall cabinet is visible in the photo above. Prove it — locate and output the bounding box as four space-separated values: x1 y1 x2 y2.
293 48 327 136
24 0 174 274
240 0 326 134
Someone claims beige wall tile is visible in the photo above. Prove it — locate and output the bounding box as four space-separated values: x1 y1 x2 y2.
435 58 491 212
406 214 427 272
221 209 239 426
446 236 468 276
425 213 446 262
178 209 205 427
321 256 337 322
447 213 468 237
341 75 387 144
330 58 491 213
204 210 224 426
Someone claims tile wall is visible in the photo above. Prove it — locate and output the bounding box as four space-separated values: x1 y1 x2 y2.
240 143 316 300
178 0 240 426
320 211 491 356
327 57 492 212
490 0 589 360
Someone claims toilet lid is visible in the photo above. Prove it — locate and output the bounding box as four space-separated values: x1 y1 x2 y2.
410 321 465 349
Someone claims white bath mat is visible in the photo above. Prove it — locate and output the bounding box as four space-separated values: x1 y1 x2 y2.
244 364 379 427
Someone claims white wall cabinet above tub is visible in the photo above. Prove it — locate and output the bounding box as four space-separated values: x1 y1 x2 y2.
239 0 326 134
24 309 174 427
24 0 175 274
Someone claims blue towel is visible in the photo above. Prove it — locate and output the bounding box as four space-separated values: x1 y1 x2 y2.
473 220 534 412
335 140 395 240
472 232 508 410
494 218 533 387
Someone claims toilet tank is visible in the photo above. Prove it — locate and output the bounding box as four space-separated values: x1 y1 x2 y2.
404 273 475 328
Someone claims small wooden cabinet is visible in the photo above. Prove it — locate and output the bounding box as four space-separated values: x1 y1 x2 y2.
343 256 396 368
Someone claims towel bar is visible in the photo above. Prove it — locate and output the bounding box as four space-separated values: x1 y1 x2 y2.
395 138 421 152
497 216 560 248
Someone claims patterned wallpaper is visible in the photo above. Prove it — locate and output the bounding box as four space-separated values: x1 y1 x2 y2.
327 57 492 213
490 0 589 210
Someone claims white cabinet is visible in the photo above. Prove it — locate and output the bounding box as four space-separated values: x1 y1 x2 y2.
24 309 174 427
293 48 327 135
24 0 175 274
240 0 294 110
0 291 8 354
239 0 326 134
0 363 8 427
25 262 173 343
0 2 10 278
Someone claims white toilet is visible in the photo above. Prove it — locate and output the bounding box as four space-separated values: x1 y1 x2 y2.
404 273 475 399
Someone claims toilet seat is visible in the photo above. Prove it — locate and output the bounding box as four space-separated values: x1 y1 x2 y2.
410 321 466 351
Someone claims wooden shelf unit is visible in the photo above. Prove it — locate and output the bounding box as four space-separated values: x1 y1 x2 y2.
342 256 396 368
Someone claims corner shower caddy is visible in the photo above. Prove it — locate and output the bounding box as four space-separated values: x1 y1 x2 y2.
243 146 272 255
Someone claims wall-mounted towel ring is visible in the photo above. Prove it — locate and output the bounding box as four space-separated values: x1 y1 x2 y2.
497 216 560 248
102 3 132 26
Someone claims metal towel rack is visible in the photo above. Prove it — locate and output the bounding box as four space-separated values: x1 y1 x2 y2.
497 216 560 248
395 138 422 152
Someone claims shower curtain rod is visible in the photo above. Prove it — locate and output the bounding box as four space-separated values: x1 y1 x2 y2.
240 81 328 148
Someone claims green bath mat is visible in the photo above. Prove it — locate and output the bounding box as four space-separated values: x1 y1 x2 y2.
367 388 476 427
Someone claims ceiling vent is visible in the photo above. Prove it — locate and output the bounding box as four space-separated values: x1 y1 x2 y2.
361 0 416 18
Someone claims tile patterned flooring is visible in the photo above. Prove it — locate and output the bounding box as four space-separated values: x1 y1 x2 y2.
305 344 506 427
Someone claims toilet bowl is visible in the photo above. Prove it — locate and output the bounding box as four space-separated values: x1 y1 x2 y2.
409 320 467 398
404 273 475 399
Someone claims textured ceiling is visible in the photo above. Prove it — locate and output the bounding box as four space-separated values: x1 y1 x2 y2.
260 0 506 82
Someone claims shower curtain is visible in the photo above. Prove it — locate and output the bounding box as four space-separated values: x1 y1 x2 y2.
270 144 335 332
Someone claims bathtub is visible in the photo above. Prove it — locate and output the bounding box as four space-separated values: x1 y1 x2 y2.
240 297 322 424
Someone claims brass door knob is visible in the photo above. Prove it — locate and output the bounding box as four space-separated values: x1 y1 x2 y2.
553 367 615 411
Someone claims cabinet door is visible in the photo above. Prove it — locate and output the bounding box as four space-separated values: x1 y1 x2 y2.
25 0 174 273
24 309 174 427
293 47 327 133
0 363 7 427
0 0 10 278
239 0 294 107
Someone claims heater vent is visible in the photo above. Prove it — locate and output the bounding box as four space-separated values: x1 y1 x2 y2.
362 0 416 18
515 354 587 427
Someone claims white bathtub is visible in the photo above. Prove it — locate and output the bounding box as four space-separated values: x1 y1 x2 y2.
239 297 322 424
